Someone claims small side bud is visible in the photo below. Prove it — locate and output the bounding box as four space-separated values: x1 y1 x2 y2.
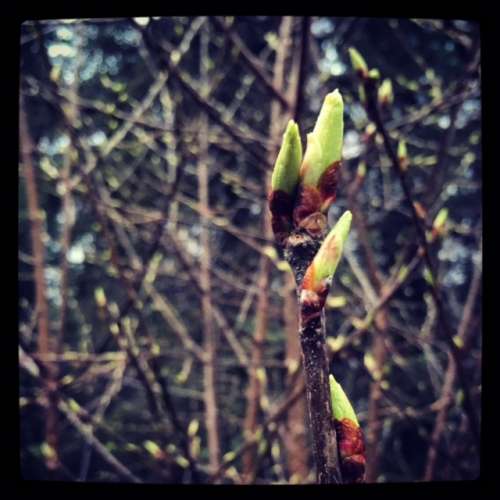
427 208 449 243
144 440 164 460
368 68 380 80
356 161 367 179
329 374 366 484
363 122 377 143
378 78 393 107
348 47 368 78
94 287 107 308
433 208 448 234
329 374 359 425
187 419 199 438
398 139 409 170
271 120 302 195
302 210 352 293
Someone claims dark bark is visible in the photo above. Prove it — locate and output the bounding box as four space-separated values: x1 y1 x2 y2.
283 229 342 484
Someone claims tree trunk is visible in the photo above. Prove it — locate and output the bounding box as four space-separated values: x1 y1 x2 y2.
20 100 60 474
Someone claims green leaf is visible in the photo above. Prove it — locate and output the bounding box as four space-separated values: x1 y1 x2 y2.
271 120 302 194
301 89 344 187
329 374 359 425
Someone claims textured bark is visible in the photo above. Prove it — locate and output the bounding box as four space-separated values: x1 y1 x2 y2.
284 231 342 484
20 101 60 473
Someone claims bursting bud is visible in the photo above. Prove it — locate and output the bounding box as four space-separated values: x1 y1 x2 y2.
348 47 368 78
271 120 302 195
293 90 344 228
378 78 393 107
302 210 352 294
300 90 344 189
398 139 409 171
329 374 366 484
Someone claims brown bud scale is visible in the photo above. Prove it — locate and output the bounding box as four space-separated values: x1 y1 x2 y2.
318 161 341 212
293 185 322 227
334 418 366 483
299 284 329 324
269 189 294 244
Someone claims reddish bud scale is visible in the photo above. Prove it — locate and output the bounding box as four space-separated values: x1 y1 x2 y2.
293 185 322 227
334 418 366 484
298 212 328 238
300 265 329 324
318 161 341 212
299 285 329 325
356 68 368 80
269 189 294 244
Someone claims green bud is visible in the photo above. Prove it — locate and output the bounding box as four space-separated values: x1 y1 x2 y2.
41 442 57 460
433 208 448 231
329 374 359 425
68 398 81 413
176 456 189 468
398 139 407 159
398 139 409 170
423 267 435 286
397 265 409 283
187 419 199 438
368 68 380 80
348 47 368 76
357 161 367 178
94 287 106 307
378 78 393 105
144 440 162 458
308 210 352 287
223 451 236 463
271 120 302 194
301 89 344 187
